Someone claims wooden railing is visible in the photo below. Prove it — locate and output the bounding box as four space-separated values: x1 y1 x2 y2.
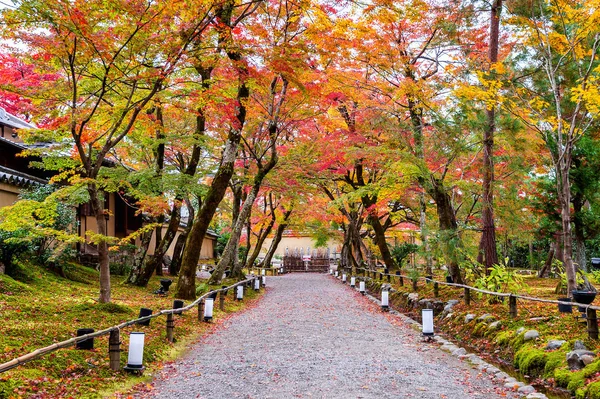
0 276 260 374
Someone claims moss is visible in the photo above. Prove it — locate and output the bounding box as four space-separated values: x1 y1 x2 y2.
576 388 586 399
473 322 488 337
544 350 566 378
585 381 600 399
509 332 526 351
554 361 600 393
495 330 514 346
514 345 548 376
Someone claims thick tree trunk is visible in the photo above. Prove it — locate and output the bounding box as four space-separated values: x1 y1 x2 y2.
175 132 242 299
367 213 395 270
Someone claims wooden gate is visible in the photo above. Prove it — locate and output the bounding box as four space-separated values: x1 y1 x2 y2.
283 249 330 273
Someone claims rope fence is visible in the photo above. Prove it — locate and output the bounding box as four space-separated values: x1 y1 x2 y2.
335 267 600 340
0 276 260 374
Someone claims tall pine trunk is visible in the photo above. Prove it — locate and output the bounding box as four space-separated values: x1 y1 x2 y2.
478 0 502 272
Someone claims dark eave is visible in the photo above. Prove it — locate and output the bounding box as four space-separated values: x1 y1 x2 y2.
0 165 47 188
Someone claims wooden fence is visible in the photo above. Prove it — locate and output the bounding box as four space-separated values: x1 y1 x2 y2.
336 267 600 340
0 276 260 374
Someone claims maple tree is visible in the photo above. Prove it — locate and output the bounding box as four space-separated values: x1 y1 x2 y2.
1 0 218 302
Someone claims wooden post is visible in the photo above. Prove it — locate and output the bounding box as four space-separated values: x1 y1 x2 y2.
464 287 471 306
220 290 226 311
509 295 517 318
198 299 205 321
434 282 439 298
412 279 417 292
387 273 391 283
166 313 174 343
399 275 404 286
378 272 382 280
109 329 120 371
588 309 599 340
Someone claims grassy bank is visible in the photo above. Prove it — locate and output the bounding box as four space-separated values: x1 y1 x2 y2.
0 261 262 398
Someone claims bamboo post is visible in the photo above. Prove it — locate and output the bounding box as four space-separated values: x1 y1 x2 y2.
166 313 174 343
464 287 471 306
198 299 205 321
108 329 120 371
220 289 226 311
588 309 599 340
434 282 439 298
509 295 517 318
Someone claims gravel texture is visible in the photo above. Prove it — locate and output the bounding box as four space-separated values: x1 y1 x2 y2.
136 273 520 399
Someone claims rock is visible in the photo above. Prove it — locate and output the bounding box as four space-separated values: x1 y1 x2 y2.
465 314 476 323
574 340 587 350
505 380 524 389
488 321 502 331
516 327 525 335
524 330 540 341
518 385 536 394
408 293 419 303
444 299 459 313
445 313 453 319
418 299 432 308
477 313 495 322
582 354 596 366
162 255 172 266
526 393 548 399
545 340 567 351
567 349 596 370
452 347 467 356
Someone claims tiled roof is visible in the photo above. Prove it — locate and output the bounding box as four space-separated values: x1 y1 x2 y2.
0 107 36 130
0 165 47 188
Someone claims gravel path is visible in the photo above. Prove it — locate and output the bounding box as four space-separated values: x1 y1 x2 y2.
136 274 520 399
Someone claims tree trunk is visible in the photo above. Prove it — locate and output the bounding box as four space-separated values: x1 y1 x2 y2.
260 207 293 269
169 199 194 276
367 213 395 270
88 186 111 303
538 241 555 278
428 178 464 284
420 194 433 275
478 0 502 273
573 190 587 271
154 217 164 276
132 204 181 285
558 165 577 295
246 202 276 269
209 185 258 284
175 134 242 299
